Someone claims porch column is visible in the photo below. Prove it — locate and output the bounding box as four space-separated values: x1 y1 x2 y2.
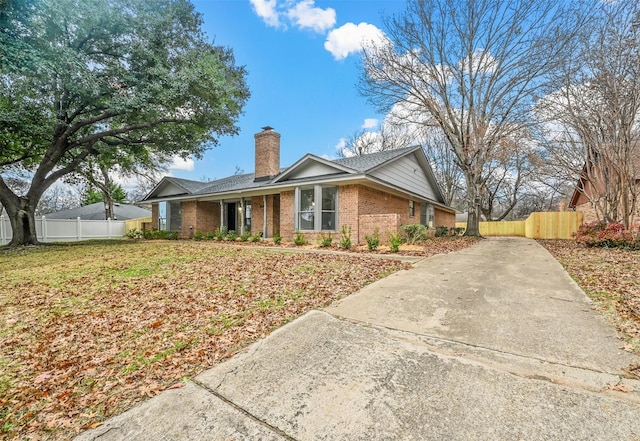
220 200 224 229
263 195 267 238
240 198 245 235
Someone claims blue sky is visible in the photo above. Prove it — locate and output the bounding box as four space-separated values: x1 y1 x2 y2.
168 0 407 181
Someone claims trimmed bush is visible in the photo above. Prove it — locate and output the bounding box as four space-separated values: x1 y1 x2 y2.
388 231 403 253
435 226 449 237
318 232 333 248
365 228 380 251
402 224 428 244
340 225 352 250
575 221 638 249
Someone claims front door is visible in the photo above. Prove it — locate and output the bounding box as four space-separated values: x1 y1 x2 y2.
227 202 236 232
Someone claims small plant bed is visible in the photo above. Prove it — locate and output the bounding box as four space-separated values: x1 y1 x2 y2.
0 241 410 440
225 234 481 257
539 240 640 359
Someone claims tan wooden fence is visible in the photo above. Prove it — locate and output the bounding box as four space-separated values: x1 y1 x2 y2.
456 211 583 239
124 216 152 232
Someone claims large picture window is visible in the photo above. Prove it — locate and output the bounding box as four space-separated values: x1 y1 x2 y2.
295 185 337 231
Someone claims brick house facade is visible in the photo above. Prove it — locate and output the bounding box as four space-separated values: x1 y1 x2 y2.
144 127 456 244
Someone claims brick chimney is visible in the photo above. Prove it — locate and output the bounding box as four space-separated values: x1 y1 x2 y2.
254 126 280 181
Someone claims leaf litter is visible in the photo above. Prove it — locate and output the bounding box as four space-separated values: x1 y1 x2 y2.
0 238 477 440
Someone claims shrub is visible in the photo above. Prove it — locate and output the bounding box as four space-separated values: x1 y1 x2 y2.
193 230 204 241
225 230 238 241
143 229 179 240
402 224 427 244
365 228 380 251
273 232 282 245
213 226 227 240
435 226 449 237
294 231 307 246
340 225 352 250
318 232 333 248
388 231 403 253
240 231 251 242
454 227 465 236
204 231 215 240
250 232 262 243
575 221 638 249
126 228 143 239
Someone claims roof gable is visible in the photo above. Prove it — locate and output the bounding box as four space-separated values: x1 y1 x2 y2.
272 154 354 183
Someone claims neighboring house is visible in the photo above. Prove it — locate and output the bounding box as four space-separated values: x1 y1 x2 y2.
45 202 151 221
568 146 640 226
143 127 455 244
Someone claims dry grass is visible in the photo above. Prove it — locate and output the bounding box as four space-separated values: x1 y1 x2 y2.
0 237 478 440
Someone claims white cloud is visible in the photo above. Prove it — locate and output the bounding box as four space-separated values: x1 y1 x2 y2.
286 0 336 33
361 118 379 129
169 156 195 171
249 0 281 28
324 22 387 60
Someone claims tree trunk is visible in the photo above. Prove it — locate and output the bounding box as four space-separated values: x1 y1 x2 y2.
464 178 483 237
6 199 39 246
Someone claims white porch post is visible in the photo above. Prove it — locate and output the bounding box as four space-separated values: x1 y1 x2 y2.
240 198 245 235
263 195 267 238
220 200 224 229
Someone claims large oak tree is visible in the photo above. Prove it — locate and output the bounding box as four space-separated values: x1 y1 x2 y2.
0 0 249 245
359 0 585 235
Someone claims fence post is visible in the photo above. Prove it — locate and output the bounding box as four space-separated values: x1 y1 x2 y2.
77 217 82 240
40 215 47 242
107 217 112 238
0 215 4 245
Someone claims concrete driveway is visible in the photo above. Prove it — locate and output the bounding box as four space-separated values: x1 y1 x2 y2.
76 237 640 441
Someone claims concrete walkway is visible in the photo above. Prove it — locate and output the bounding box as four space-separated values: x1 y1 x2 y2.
76 237 640 441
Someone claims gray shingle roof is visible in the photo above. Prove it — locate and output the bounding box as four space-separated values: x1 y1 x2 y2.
195 173 263 194
332 146 417 172
165 177 210 194
148 146 421 200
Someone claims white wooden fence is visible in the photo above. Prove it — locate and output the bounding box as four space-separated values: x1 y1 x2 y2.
0 215 126 245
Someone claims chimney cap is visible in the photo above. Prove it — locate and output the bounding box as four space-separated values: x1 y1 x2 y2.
261 126 274 132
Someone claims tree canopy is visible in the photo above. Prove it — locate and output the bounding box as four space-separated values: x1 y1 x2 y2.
0 0 250 245
359 0 585 235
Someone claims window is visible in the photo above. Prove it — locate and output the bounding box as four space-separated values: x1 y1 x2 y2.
295 185 338 231
409 200 415 217
321 187 337 230
158 201 181 231
420 202 434 227
244 203 252 232
298 187 315 230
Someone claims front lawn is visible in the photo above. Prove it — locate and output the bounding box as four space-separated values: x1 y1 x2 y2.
0 239 478 440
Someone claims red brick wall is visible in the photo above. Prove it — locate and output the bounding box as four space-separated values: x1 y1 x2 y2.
251 196 264 235
280 190 295 240
277 184 449 245
434 207 455 229
195 201 219 233
254 129 280 179
181 201 196 239
358 214 401 245
151 203 159 229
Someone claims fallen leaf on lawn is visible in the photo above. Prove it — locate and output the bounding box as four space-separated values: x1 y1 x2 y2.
33 371 54 384
167 382 186 390
82 422 103 430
